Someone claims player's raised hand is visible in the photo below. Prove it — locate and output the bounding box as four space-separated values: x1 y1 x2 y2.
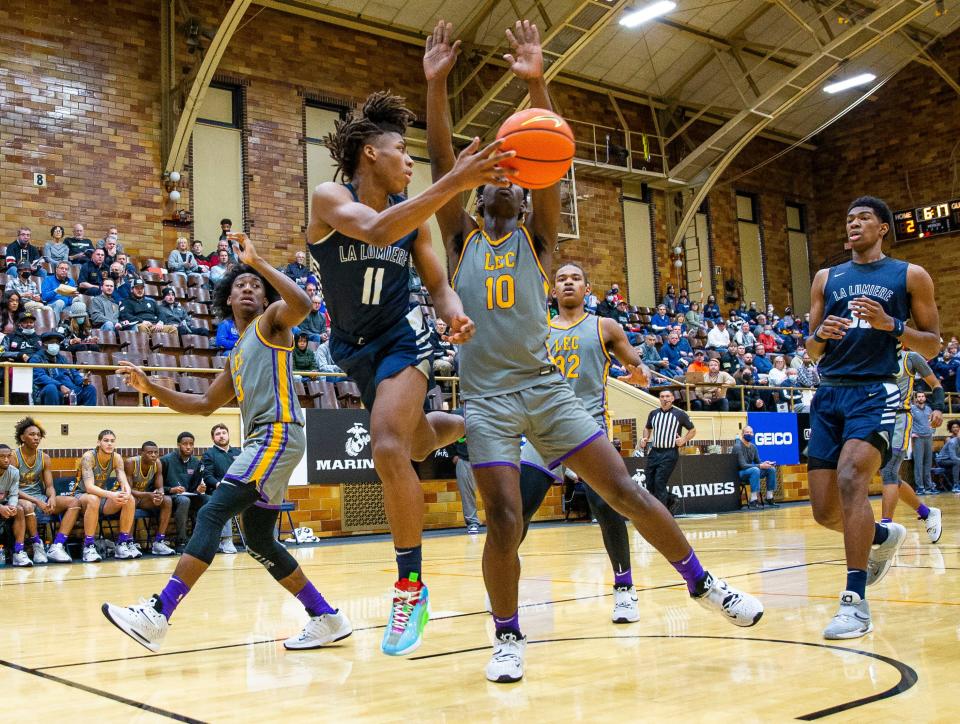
227 231 260 266
504 20 543 80
118 360 150 393
443 313 475 344
450 137 517 190
424 20 461 80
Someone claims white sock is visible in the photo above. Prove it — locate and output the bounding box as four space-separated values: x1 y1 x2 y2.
749 492 757 501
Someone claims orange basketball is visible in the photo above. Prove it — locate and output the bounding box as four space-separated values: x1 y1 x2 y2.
495 108 575 189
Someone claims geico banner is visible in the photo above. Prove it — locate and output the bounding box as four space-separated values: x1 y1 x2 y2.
621 454 741 514
747 411 800 465
304 409 457 484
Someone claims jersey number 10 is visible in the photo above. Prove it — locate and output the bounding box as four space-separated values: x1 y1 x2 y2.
485 274 515 310
362 267 385 305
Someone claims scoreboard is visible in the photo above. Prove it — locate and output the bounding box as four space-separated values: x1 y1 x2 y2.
893 198 960 242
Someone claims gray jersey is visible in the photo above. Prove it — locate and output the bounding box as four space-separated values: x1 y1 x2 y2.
548 313 610 432
16 448 44 498
229 315 306 439
452 226 553 399
896 350 932 410
128 455 158 492
0 466 20 506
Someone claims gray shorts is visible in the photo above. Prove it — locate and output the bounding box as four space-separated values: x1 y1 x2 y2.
222 423 306 508
881 412 910 484
465 377 604 473
20 489 47 505
521 411 607 480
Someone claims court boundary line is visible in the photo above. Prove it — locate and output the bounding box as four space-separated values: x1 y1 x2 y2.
35 557 842 671
408 635 917 720
0 658 205 723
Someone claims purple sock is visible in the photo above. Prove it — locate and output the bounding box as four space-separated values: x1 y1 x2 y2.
492 610 521 636
916 504 930 520
83 535 94 547
13 542 23 553
671 549 706 595
614 568 633 588
54 533 67 545
880 517 893 524
117 532 132 544
158 575 190 621
30 535 42 545
295 581 335 617
155 533 165 542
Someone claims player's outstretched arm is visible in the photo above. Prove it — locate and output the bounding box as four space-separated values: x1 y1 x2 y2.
600 316 650 387
307 139 513 248
424 20 477 250
506 20 561 266
119 361 236 416
229 232 311 337
412 224 474 344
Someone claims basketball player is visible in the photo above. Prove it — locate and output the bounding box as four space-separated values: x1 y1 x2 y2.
878 348 943 542
10 416 79 563
806 196 939 639
104 234 350 653
124 441 176 556
426 19 762 683
307 91 515 656
69 430 143 562
517 262 649 624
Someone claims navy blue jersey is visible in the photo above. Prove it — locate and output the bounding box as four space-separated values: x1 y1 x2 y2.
309 184 416 344
817 256 910 380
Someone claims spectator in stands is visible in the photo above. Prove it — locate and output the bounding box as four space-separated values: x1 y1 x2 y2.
768 355 789 386
596 291 617 319
779 366 804 410
30 331 96 405
614 301 641 344
167 237 202 276
675 292 690 315
637 332 667 373
745 301 759 322
314 340 345 381
800 312 810 336
283 251 310 287
733 352 758 385
115 252 138 280
706 318 731 351
200 423 239 553
215 317 239 351
44 225 69 267
685 349 709 379
293 332 320 381
685 300 704 331
721 344 743 375
295 294 328 343
7 263 48 313
935 419 960 493
584 288 599 315
58 301 99 352
750 313 767 337
218 218 232 241
96 226 123 252
64 223 93 264
209 238 237 266
77 248 108 295
742 372 778 411
124 441 175 556
162 431 207 553
911 391 935 494
157 287 207 336
101 236 120 267
758 325 779 353
779 328 802 355
208 249 233 286
660 283 677 313
648 304 671 336
40 261 78 318
90 278 121 330
703 294 721 322
734 322 756 349
109 262 133 302
608 283 624 305
692 357 734 411
2 311 41 362
752 343 773 375
430 319 458 377
119 279 178 333
191 241 212 270
796 350 820 389
933 348 959 393
733 426 778 509
5 227 45 277
0 291 22 335
659 331 688 378
671 312 687 334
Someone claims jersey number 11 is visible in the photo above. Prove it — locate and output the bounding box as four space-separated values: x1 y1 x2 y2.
362 267 385 305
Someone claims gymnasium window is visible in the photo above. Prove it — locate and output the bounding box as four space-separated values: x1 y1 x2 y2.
786 203 806 233
192 85 244 247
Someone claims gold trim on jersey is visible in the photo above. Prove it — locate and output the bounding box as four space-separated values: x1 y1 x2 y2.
519 225 548 283
548 312 591 332
254 316 294 351
450 228 480 289
595 316 613 436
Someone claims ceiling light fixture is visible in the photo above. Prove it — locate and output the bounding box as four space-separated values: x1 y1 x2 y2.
620 1 677 28
823 73 876 93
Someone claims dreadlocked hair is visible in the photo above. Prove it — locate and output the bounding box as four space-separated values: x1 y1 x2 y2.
325 91 416 182
211 264 280 321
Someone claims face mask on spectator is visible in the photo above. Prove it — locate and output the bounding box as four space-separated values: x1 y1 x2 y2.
21 328 35 335
46 343 60 355
743 433 753 442
19 271 29 279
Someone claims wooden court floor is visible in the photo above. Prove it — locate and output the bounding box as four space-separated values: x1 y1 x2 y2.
2 495 958 722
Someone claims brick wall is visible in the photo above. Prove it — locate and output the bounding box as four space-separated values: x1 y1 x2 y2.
808 31 960 334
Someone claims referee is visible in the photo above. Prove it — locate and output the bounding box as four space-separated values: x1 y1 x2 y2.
639 389 697 512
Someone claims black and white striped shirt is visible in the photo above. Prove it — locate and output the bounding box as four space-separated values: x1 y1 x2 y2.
645 406 694 449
